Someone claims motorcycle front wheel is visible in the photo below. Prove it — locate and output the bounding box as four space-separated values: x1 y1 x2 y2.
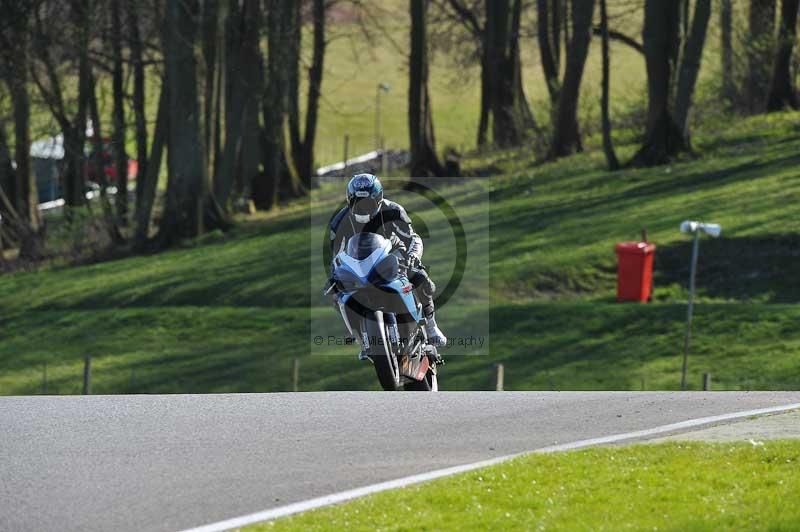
363 311 400 391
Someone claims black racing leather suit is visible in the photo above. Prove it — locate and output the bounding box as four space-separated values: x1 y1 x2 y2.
329 199 436 319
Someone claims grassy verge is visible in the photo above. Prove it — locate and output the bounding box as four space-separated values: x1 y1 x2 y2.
249 441 800 531
1 112 799 394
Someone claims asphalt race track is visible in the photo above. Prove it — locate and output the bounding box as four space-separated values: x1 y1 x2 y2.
2 392 799 532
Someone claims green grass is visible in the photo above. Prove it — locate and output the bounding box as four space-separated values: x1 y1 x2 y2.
248 441 800 531
1 111 799 395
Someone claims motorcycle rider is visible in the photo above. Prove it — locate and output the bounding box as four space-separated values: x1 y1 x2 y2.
329 173 447 351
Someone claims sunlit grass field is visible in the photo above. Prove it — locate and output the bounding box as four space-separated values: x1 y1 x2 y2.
2 112 799 395
249 441 800 531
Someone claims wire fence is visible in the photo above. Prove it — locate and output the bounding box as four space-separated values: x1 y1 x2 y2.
10 357 800 396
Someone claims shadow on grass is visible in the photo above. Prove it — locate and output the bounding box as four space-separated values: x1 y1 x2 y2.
654 233 800 303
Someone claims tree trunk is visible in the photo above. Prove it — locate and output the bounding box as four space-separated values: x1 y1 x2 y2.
0 123 21 250
288 0 303 176
599 0 619 170
214 0 243 207
477 46 490 148
239 0 265 202
549 0 595 158
290 0 326 186
746 0 777 113
719 0 735 103
6 30 39 230
767 0 800 110
674 0 712 141
88 72 123 243
486 0 521 147
409 0 445 176
110 0 128 225
538 0 561 118
486 0 535 147
510 0 538 134
630 0 686 167
135 83 168 247
256 0 293 209
161 0 207 242
64 0 91 209
201 0 220 173
127 0 148 214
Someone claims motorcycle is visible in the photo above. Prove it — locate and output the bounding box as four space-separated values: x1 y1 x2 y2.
324 232 442 391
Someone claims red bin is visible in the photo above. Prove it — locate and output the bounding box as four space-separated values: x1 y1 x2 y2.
615 242 656 302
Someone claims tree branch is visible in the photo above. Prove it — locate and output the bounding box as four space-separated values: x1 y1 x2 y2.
591 26 644 55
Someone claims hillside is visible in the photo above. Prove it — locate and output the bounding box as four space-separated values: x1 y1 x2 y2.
1 112 799 394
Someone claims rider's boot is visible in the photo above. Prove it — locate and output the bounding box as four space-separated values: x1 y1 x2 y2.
415 272 447 348
358 344 370 361
352 335 369 360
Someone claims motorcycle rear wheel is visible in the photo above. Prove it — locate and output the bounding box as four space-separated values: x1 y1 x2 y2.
404 368 437 391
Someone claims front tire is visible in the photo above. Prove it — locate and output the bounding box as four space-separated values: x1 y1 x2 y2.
364 312 399 391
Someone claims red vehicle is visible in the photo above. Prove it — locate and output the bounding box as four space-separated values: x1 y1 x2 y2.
86 137 138 186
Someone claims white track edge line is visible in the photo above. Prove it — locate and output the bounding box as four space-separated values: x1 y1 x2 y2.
179 402 800 532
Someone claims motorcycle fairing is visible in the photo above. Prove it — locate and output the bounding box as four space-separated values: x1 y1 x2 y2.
334 243 421 323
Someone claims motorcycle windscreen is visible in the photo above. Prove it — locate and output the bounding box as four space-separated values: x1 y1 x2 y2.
368 254 399 284
346 232 388 260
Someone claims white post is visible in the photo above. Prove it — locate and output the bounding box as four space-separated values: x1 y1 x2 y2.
681 231 700 390
494 363 504 391
292 358 300 392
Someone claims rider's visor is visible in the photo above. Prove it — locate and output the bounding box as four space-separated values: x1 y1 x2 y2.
350 196 380 217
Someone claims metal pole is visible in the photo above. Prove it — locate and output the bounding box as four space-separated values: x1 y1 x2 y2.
375 85 381 152
681 232 700 390
343 135 349 175
380 137 386 175
42 361 48 394
702 372 711 391
83 356 92 395
292 358 300 392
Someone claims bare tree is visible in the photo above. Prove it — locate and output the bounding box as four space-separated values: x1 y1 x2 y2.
767 0 799 111
599 0 618 170
486 0 537 148
630 0 684 166
549 0 595 159
134 82 167 247
110 0 128 224
214 0 264 209
433 0 488 146
0 0 40 237
200 0 220 176
255 0 295 209
719 0 735 103
86 68 125 244
126 0 149 215
674 0 712 139
239 0 265 204
29 1 93 209
537 0 562 120
288 0 327 188
746 0 776 113
160 0 208 242
409 0 445 176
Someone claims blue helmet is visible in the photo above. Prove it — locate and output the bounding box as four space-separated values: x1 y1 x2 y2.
346 174 383 223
